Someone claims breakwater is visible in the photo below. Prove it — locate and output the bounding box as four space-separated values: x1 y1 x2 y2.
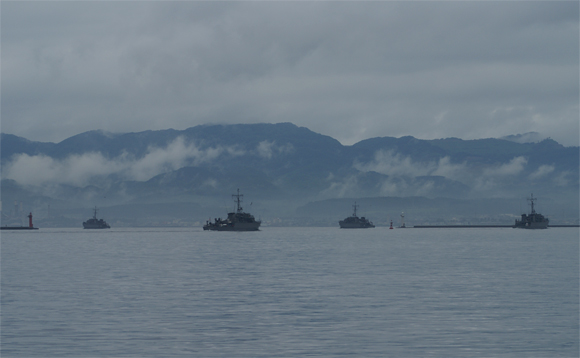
413 225 513 228
413 225 579 228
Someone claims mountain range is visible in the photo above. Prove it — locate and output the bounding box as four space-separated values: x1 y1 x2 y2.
1 123 578 227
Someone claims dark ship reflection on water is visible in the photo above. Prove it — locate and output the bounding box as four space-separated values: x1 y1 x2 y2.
203 189 261 231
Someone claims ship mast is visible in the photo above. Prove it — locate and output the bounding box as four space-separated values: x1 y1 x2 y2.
352 202 359 217
528 194 536 214
233 189 244 213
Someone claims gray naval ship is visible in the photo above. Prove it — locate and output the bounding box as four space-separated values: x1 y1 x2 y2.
203 189 261 231
514 194 549 229
83 207 111 229
339 202 375 229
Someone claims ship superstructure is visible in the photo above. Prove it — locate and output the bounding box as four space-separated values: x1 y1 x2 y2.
514 194 549 229
339 202 375 229
203 189 261 231
83 207 111 229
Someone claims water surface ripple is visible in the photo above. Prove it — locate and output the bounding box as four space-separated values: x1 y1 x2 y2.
2 227 578 357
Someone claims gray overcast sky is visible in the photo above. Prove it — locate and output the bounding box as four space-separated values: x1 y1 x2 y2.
1 1 578 146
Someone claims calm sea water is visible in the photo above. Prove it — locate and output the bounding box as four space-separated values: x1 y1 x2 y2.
1 227 578 357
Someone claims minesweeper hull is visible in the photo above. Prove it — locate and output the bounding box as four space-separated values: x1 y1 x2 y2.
204 222 260 231
514 222 549 229
339 222 374 229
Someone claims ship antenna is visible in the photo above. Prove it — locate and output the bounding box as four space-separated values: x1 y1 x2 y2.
233 188 243 213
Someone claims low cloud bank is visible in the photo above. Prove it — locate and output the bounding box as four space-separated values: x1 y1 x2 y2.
354 150 530 184
2 137 240 186
348 150 563 196
2 137 297 187
256 140 294 159
354 150 471 182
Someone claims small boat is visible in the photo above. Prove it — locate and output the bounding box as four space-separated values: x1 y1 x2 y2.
514 194 549 229
203 189 261 231
1 212 39 230
339 202 375 229
83 207 111 229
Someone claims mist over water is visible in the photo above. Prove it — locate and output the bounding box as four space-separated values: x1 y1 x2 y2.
2 227 578 357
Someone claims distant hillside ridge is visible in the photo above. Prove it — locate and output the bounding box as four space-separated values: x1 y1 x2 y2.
2 123 577 167
2 123 343 161
1 123 578 227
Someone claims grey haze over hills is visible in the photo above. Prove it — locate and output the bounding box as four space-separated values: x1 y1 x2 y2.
1 123 578 227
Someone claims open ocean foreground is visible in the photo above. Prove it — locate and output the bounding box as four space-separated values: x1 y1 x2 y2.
1 227 578 357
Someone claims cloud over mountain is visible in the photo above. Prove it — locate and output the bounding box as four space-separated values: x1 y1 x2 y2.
1 124 577 216
3 137 247 186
